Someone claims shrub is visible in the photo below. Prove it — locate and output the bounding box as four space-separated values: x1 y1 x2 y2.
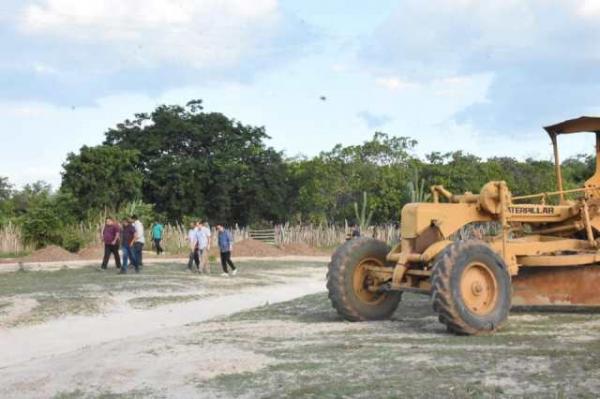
61 229 86 253
20 198 63 249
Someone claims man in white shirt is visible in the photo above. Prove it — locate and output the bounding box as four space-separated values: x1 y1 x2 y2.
196 220 211 274
132 215 145 269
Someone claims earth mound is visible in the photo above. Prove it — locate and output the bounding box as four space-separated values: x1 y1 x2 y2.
231 239 285 257
23 245 79 262
78 244 105 260
280 243 331 256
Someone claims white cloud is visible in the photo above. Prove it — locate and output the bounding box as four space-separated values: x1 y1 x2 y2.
362 0 600 132
578 0 600 17
19 0 283 69
375 77 418 91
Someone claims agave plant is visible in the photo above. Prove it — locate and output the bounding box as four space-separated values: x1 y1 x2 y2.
353 191 374 231
407 169 431 203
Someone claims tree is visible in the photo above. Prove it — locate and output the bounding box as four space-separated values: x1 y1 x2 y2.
61 145 143 216
0 176 11 202
10 181 52 216
19 191 78 249
0 176 13 224
104 100 290 224
289 132 416 223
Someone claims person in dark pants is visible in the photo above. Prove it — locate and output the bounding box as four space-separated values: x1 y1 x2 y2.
187 222 200 271
217 224 237 276
131 214 145 269
120 218 138 274
101 217 121 270
151 221 164 255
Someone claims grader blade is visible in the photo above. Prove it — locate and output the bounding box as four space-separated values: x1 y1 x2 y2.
512 265 600 309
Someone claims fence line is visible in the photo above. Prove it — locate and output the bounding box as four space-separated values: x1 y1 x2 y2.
0 222 403 254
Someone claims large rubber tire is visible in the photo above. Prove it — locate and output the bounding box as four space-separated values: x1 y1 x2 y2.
327 238 402 321
432 240 511 335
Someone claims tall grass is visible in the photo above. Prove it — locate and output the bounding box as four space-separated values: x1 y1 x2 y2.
0 222 30 255
1 221 403 255
276 223 400 248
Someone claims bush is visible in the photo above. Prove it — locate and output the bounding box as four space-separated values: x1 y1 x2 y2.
61 229 86 253
20 198 63 249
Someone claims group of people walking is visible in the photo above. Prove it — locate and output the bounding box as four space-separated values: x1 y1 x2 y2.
101 216 237 277
101 215 163 274
187 220 237 277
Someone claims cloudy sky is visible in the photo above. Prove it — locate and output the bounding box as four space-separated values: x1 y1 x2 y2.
2 0 600 188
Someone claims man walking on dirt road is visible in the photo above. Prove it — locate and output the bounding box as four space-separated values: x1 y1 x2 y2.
187 222 200 271
132 215 145 269
101 217 121 270
151 221 164 255
197 220 211 274
120 218 138 274
217 224 237 276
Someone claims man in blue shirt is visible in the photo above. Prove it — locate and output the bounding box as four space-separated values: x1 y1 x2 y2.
217 224 237 276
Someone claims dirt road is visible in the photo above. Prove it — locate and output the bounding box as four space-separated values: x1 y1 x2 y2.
0 255 330 273
0 269 325 398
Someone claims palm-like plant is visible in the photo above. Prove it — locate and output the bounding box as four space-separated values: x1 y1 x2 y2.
407 169 431 203
353 191 374 231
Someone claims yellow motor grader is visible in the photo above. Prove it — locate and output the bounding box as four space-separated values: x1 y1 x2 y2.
327 116 600 335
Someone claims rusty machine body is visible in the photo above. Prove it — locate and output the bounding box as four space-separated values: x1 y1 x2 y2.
327 116 600 334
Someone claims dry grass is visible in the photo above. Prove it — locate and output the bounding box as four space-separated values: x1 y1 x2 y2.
1 221 404 257
0 222 30 255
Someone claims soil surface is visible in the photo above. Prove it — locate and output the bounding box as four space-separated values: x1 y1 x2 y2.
0 260 597 398
2 240 332 264
21 245 79 262
77 243 105 260
230 238 285 257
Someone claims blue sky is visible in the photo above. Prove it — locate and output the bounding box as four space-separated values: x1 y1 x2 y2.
2 0 600 188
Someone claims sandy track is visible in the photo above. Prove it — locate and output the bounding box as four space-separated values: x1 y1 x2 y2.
0 273 325 370
0 255 330 273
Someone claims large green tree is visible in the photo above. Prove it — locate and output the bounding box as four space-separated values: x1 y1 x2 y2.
103 100 289 224
289 133 417 223
61 145 143 216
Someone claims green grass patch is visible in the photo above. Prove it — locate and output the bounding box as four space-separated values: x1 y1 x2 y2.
8 296 103 326
0 260 326 324
128 294 206 309
53 389 152 399
0 251 30 259
200 292 600 399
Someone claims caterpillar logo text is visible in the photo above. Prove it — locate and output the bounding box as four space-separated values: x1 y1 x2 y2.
508 206 555 215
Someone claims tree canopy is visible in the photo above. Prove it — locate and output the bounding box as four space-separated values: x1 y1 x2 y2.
2 99 596 236
61 145 143 217
102 100 290 224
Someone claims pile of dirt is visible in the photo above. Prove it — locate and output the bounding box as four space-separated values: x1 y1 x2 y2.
78 244 105 260
22 245 79 262
231 239 285 257
280 243 331 256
